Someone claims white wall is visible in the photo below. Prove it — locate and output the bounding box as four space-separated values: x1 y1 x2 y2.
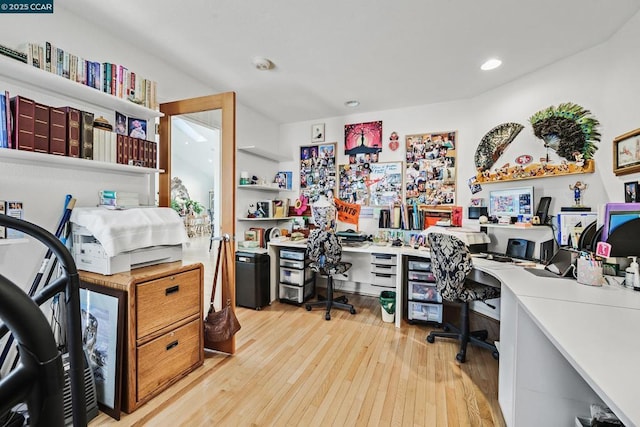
278 10 640 235
0 5 280 286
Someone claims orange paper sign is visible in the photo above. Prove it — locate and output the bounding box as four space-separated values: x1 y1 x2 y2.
334 198 361 225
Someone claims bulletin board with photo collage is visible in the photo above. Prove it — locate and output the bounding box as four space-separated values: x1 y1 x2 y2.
405 131 457 205
338 161 402 206
299 143 337 203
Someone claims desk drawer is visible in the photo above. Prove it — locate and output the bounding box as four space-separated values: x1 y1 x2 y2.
137 269 201 338
408 281 442 303
407 270 435 282
371 263 397 275
372 272 395 288
280 259 305 269
279 282 314 303
408 301 442 323
137 318 200 401
371 253 396 265
280 249 305 261
408 260 431 271
280 266 312 286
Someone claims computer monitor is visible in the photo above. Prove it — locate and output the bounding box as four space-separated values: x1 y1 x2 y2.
601 202 640 242
488 186 534 219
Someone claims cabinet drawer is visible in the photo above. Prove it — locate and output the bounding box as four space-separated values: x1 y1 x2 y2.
280 258 305 269
371 263 397 275
279 282 314 303
280 249 305 261
280 266 312 286
137 269 201 338
407 270 435 282
137 318 201 401
408 260 431 271
408 301 442 322
370 253 396 265
371 272 395 288
408 281 442 303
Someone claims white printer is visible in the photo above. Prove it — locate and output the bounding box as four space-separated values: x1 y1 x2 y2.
70 207 189 275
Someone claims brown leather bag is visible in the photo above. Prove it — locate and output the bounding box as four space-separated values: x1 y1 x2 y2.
204 236 241 347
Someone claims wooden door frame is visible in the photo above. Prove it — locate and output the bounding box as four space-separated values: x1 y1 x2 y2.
159 92 237 354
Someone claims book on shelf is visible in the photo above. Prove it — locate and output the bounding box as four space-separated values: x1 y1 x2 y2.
49 106 67 155
100 190 139 200
33 102 50 153
250 227 266 248
10 95 35 151
59 106 80 158
4 91 11 149
80 110 94 160
5 201 23 239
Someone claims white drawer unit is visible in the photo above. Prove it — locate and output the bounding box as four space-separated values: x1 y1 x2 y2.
408 301 442 322
371 252 397 290
405 255 442 324
278 247 315 305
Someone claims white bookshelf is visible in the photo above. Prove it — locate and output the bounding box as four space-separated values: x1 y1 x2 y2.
238 184 281 192
237 145 290 162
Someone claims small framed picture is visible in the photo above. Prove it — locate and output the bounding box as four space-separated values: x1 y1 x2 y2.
311 123 325 143
624 181 638 203
613 128 640 176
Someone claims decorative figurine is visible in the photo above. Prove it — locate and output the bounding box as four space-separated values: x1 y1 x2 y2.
570 181 588 206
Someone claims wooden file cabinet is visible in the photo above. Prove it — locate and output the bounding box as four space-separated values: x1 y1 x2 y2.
79 261 204 413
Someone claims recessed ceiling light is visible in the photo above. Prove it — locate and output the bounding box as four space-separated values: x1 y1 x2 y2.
481 58 502 71
345 100 360 108
252 57 275 71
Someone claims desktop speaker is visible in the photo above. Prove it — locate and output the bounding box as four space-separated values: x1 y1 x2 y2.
535 197 552 225
506 238 535 260
468 206 488 219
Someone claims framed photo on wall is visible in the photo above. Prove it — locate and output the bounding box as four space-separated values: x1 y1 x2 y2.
79 284 125 420
614 128 640 176
344 121 383 155
625 181 638 203
311 123 325 143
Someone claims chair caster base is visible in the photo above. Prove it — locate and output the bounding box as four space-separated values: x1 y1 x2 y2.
305 304 312 311
456 352 466 363
325 313 331 321
350 307 356 315
426 334 435 343
492 351 499 360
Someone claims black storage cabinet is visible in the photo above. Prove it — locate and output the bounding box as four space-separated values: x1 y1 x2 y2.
235 251 271 310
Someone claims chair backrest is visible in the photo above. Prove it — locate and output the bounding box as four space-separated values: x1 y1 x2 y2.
427 232 473 302
306 229 343 266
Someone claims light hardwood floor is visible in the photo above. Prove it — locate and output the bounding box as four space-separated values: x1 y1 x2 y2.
89 237 506 427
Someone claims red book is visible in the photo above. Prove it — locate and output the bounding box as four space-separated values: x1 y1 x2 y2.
59 106 80 157
116 133 123 164
10 96 35 151
123 136 129 164
151 142 157 168
49 107 67 155
132 137 139 162
143 140 149 167
33 103 49 153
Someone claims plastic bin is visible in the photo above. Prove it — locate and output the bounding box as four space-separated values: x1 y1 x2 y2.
379 290 396 323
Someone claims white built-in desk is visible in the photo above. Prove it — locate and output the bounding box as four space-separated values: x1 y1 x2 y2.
472 258 640 426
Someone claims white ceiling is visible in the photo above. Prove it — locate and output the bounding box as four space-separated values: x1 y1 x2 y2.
59 0 640 124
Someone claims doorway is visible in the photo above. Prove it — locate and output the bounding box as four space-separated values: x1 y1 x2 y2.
159 92 237 354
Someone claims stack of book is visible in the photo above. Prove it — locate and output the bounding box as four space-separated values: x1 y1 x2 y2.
99 190 139 210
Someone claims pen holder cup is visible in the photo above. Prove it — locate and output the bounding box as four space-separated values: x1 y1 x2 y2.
576 258 604 287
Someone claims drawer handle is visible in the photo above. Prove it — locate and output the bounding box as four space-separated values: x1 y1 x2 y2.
166 340 179 351
373 254 393 260
376 265 392 269
376 273 392 278
165 285 180 295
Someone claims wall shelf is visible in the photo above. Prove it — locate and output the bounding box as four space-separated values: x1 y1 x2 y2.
0 55 162 121
238 184 282 192
0 148 163 175
238 217 296 221
237 145 290 162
